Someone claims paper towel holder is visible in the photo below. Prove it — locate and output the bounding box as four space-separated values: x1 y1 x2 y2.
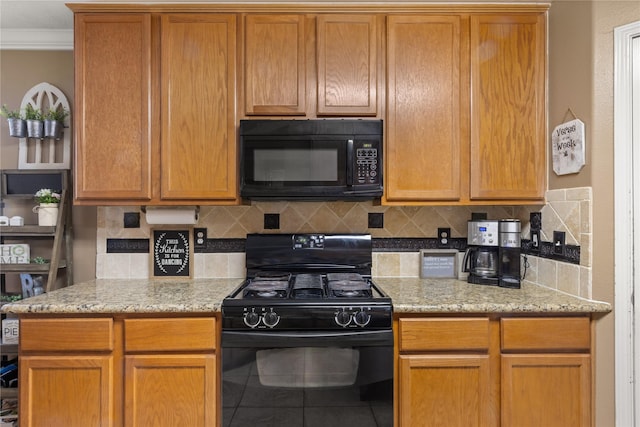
142 206 199 225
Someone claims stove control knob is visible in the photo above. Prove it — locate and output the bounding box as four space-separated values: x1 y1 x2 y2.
353 310 371 327
243 310 261 328
335 310 352 327
263 310 280 328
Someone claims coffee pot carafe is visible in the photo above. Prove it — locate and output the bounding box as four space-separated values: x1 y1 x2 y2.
463 220 500 285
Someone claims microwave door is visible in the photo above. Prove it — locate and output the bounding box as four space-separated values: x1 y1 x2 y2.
242 138 347 195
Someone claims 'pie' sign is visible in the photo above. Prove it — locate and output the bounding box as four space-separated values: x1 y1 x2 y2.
552 118 585 175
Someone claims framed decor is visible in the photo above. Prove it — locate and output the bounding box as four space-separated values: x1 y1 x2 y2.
419 249 459 279
150 228 193 278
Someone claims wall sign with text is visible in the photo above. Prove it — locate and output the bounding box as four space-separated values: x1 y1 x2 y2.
552 118 586 175
151 229 192 278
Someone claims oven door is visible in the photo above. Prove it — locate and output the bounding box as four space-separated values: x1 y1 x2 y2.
222 330 393 427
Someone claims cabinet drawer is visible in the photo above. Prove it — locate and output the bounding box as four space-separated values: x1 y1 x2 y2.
398 317 490 352
501 317 590 352
124 317 216 352
21 318 113 352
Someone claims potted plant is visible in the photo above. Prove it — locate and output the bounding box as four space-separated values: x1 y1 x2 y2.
25 104 44 139
0 104 26 138
32 188 61 226
44 107 69 139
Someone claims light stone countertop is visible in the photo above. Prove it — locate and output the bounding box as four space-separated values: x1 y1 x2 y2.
377 278 611 314
1 277 611 315
0 279 242 314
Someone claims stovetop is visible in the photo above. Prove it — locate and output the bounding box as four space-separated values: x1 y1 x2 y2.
230 272 383 301
222 234 392 331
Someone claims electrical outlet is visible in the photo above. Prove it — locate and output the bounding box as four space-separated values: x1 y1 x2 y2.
553 231 566 256
194 228 207 250
437 227 451 248
531 230 540 251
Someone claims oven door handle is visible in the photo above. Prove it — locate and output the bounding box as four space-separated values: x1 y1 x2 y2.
222 329 393 348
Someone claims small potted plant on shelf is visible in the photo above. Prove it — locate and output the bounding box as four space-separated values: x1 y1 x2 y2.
25 104 44 139
0 104 26 138
44 107 69 139
32 188 61 226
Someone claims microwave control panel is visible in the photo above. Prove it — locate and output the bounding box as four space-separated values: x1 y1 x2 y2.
354 140 380 185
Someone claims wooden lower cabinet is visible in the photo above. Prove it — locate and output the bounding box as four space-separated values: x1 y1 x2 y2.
396 315 593 427
20 355 114 427
398 354 492 427
500 317 592 427
125 355 216 427
18 315 218 427
501 354 591 427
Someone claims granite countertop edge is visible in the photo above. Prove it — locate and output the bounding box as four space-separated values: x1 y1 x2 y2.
1 277 612 315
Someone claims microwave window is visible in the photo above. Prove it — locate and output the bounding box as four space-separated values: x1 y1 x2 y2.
254 149 338 182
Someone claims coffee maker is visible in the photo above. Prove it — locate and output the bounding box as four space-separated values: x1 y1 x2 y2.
463 220 499 285
498 219 521 288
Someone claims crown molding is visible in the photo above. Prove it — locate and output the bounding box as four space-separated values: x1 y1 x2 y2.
1 29 73 50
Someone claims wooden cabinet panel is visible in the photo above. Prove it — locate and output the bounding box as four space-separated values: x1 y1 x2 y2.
502 354 591 427
470 14 546 200
317 14 378 116
160 14 237 200
398 354 492 427
20 355 113 427
386 15 465 202
124 317 216 352
74 14 152 201
398 317 489 352
20 318 113 352
124 354 217 427
501 317 590 352
244 14 306 115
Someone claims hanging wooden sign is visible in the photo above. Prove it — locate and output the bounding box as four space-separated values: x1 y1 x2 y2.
552 118 586 175
151 228 193 278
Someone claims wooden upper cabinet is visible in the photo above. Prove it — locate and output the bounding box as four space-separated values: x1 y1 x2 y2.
386 15 465 202
244 14 306 115
74 13 152 201
470 13 546 201
160 14 237 200
316 14 378 116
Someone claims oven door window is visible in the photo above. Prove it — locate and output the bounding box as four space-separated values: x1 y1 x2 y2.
243 138 346 187
222 344 393 427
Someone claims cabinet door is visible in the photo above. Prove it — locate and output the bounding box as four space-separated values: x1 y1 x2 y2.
502 354 591 427
125 354 217 427
161 14 237 200
317 14 378 116
470 14 546 200
74 14 152 201
20 355 114 427
244 14 306 115
398 354 492 427
386 15 465 202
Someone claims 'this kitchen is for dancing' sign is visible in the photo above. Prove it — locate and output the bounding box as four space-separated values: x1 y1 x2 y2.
552 118 585 175
151 229 192 278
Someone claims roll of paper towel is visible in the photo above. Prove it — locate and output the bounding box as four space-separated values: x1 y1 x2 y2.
144 207 198 225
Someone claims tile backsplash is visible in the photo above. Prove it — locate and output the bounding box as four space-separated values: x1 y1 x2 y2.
96 188 592 299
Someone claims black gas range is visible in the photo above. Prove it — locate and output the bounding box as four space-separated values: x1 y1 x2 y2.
222 233 392 332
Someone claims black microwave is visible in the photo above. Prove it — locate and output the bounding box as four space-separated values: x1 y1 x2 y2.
239 119 383 200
